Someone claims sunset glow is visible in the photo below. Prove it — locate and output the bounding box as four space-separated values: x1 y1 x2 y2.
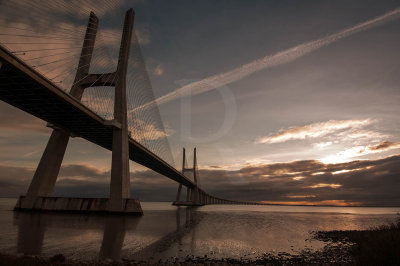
0 0 399 207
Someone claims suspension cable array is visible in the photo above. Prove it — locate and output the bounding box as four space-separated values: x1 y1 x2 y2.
0 0 175 167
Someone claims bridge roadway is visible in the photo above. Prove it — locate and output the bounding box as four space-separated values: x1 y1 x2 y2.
0 45 200 190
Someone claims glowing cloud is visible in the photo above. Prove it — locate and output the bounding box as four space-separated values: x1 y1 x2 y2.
308 183 342 189
313 142 333 149
134 7 400 111
332 166 374 175
321 141 400 164
257 119 372 144
128 119 174 142
311 172 325 176
286 195 316 199
259 200 359 206
154 64 164 76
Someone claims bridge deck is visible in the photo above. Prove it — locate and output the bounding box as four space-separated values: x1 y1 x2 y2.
0 45 197 189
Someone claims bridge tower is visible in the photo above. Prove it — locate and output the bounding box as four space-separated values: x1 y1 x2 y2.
15 9 142 214
173 147 204 206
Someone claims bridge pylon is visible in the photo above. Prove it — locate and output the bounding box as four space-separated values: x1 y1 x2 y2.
14 9 142 214
173 147 205 206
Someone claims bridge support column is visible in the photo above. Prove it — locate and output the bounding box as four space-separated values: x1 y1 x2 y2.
190 188 195 202
23 130 70 208
175 148 185 203
186 187 191 202
192 188 197 204
20 12 99 209
109 9 134 212
175 184 182 202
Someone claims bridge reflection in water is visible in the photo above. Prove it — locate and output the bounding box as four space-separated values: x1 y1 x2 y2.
14 206 202 262
8 200 400 262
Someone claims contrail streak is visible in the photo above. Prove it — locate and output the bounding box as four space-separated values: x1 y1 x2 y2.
135 8 400 111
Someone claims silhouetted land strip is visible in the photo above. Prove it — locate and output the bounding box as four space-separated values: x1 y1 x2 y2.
314 216 400 265
1 217 399 265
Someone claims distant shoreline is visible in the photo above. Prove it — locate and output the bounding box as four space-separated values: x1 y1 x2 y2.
1 197 400 208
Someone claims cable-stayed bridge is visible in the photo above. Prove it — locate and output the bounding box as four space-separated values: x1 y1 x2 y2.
0 4 254 214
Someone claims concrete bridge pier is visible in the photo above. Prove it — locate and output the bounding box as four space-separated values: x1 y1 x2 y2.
186 187 191 202
109 8 134 213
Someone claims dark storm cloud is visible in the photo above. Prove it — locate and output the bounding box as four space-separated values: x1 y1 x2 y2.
0 163 176 200
368 141 400 151
59 164 109 180
198 155 400 206
1 155 399 206
0 165 33 197
47 166 177 201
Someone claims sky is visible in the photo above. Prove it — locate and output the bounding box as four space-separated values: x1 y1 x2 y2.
0 0 400 206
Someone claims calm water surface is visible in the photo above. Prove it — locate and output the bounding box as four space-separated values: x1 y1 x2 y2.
0 198 399 262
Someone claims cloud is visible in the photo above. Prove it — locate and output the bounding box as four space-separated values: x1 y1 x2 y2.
321 141 400 163
0 15 89 92
4 0 127 20
196 154 400 206
0 165 35 197
154 64 164 76
135 27 151 45
134 7 400 111
313 142 333 149
259 200 361 206
255 119 397 164
287 195 316 199
0 162 177 199
1 155 400 206
127 118 174 142
96 27 151 48
58 163 109 180
368 141 400 151
256 119 372 144
308 183 342 189
0 102 50 135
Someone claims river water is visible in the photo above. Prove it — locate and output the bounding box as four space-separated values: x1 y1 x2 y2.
0 198 399 262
